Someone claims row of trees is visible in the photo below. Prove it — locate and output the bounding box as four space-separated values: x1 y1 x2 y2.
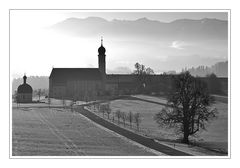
92 103 142 131
115 110 141 130
132 62 224 96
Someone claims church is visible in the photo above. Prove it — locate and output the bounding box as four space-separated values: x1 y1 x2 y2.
49 38 227 100
17 75 33 103
49 38 142 101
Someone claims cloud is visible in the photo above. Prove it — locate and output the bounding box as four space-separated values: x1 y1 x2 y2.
170 41 185 50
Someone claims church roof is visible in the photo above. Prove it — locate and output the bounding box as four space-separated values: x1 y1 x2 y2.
49 68 102 81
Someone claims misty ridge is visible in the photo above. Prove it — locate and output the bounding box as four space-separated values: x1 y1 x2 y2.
51 17 227 40
12 61 227 92
183 61 228 77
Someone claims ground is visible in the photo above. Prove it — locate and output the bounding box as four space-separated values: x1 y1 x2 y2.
12 94 228 156
12 104 160 156
108 95 228 154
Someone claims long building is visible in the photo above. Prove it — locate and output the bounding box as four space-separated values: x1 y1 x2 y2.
49 39 228 101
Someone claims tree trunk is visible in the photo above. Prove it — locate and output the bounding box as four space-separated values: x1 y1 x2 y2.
182 120 190 144
182 131 189 144
182 106 190 144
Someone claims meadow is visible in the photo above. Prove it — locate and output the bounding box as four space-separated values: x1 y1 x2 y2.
107 95 228 154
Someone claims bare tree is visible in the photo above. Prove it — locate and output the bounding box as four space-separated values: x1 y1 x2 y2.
70 99 74 112
146 67 154 75
61 97 66 108
121 111 126 127
105 103 111 119
128 111 133 128
154 71 217 143
133 62 154 93
47 97 51 108
134 113 141 131
95 103 100 113
37 89 41 102
112 111 115 122
99 104 106 117
115 110 121 124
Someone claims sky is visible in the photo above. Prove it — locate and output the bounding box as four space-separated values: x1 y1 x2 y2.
10 10 228 78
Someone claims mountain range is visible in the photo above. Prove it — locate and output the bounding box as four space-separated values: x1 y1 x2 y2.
52 17 227 40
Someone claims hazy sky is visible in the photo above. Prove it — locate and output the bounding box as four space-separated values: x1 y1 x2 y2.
10 10 228 78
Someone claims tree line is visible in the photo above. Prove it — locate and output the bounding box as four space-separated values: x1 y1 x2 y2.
91 103 142 131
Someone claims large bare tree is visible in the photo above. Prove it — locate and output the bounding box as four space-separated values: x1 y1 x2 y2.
154 71 217 143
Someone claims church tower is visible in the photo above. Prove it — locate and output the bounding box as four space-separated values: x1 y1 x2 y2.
98 37 106 76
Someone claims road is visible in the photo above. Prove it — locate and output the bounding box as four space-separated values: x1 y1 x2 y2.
12 106 160 156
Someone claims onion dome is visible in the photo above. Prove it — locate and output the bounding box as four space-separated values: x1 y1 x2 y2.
17 75 33 94
98 37 106 55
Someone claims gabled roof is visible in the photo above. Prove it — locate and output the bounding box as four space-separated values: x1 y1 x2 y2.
49 68 102 81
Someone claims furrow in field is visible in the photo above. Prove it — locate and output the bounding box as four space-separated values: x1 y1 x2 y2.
35 110 86 156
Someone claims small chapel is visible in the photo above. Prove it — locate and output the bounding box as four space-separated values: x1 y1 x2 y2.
17 75 33 103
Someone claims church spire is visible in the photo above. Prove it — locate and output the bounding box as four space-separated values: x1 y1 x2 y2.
98 36 106 55
23 74 27 84
98 37 106 76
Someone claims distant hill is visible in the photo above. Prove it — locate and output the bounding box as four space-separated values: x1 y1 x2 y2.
52 17 227 40
183 61 228 77
12 76 49 93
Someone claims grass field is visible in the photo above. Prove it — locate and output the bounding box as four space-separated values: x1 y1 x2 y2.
108 96 228 153
14 95 227 156
12 105 159 156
